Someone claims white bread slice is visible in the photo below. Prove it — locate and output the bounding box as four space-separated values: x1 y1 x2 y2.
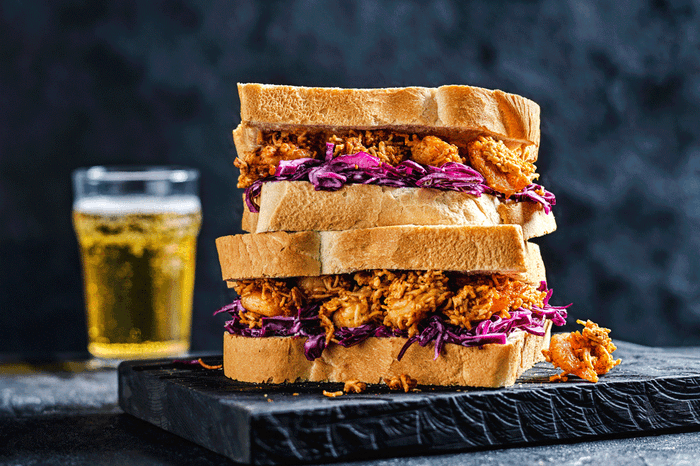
242 181 556 239
216 230 322 279
223 321 551 388
215 225 546 285
235 83 540 146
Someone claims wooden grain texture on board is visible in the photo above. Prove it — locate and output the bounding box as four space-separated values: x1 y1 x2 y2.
118 342 700 465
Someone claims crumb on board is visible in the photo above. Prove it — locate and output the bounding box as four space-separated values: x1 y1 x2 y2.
386 374 418 392
323 390 344 398
343 380 367 394
197 358 223 370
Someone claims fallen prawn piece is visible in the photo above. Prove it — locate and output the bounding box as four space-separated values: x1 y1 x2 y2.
542 319 621 383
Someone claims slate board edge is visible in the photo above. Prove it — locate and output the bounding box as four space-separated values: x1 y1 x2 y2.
247 374 700 464
117 352 700 465
118 361 252 464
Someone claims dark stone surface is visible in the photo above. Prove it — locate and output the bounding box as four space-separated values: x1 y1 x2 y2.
118 342 700 464
2 0 700 355
1 413 234 466
0 361 118 418
3 412 700 466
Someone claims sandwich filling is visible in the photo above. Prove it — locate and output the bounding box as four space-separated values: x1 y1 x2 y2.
215 271 569 361
237 131 555 215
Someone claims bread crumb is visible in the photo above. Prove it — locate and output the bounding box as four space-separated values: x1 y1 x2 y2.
267 398 273 402
387 374 417 393
323 390 344 398
292 393 299 396
343 380 367 394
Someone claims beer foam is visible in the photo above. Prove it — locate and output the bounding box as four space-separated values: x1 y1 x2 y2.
74 195 202 214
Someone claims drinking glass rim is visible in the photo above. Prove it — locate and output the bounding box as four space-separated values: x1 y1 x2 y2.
73 166 199 183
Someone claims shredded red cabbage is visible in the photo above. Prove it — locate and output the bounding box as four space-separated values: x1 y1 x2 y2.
394 281 569 361
215 281 569 362
332 323 403 347
244 144 555 214
510 183 556 215
215 300 326 360
172 358 201 365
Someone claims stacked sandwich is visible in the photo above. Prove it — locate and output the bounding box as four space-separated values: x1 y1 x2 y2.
215 84 569 388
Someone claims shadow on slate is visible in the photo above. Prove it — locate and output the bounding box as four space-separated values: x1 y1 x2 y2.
118 342 700 465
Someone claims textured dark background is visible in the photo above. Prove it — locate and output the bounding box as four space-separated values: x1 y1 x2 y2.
1 0 699 356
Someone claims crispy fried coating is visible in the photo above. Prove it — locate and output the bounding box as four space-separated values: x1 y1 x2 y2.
197 358 223 370
232 279 304 327
343 380 367 394
382 270 452 337
235 130 318 188
467 135 538 197
352 269 398 289
444 275 546 329
234 271 546 341
313 272 391 343
235 130 464 188
297 275 353 301
236 129 542 197
386 374 417 392
319 287 384 344
542 319 621 383
329 130 412 165
318 270 449 343
409 135 463 166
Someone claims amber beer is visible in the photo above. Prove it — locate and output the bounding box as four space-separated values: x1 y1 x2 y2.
72 167 201 359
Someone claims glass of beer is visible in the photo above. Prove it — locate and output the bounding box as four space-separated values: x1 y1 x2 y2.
72 166 202 360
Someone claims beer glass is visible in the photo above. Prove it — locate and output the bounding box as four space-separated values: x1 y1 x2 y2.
72 166 201 360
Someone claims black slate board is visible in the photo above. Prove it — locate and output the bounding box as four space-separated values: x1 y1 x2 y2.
118 342 700 465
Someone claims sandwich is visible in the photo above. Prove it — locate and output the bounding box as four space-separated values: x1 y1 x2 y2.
215 83 570 388
234 84 557 236
215 225 568 387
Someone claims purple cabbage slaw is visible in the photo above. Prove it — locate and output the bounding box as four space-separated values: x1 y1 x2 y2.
213 300 326 359
396 282 570 361
244 143 555 214
214 282 569 362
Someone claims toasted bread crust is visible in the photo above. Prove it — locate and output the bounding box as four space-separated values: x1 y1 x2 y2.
216 225 546 283
243 181 556 239
436 85 540 146
237 83 540 146
222 321 551 388
215 230 322 279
